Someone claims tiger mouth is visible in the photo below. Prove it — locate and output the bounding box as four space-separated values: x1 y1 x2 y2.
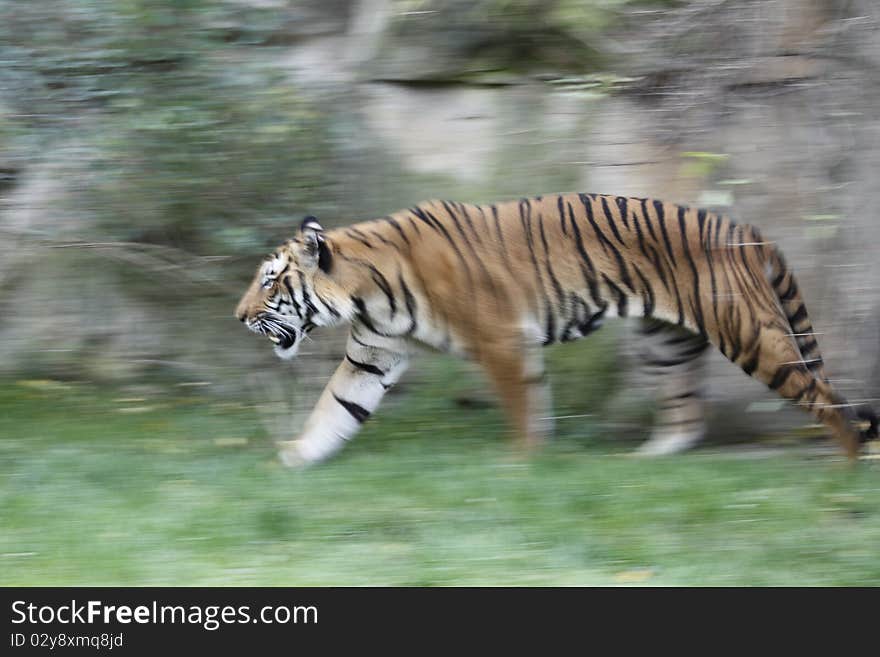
268 333 296 350
265 322 314 350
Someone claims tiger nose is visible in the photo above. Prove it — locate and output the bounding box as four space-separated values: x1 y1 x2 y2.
234 304 248 323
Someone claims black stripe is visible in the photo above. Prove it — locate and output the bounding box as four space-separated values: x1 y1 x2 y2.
741 345 761 376
703 214 720 340
544 303 556 346
346 354 385 377
713 212 724 249
676 339 709 359
794 378 817 403
367 265 396 318
333 394 371 423
557 195 568 236
778 279 798 302
655 200 676 265
768 363 804 391
633 209 668 292
380 216 411 246
283 277 304 319
633 264 655 318
298 270 320 321
641 198 659 243
601 196 626 246
349 330 379 349
798 338 819 355
369 229 402 252
666 332 703 345
771 268 787 289
345 228 373 249
616 196 630 230
580 194 609 256
722 223 761 332
678 206 706 337
805 358 824 372
644 356 696 368
788 304 808 326
411 206 442 234
632 204 649 257
653 200 684 325
647 244 670 292
491 204 508 258
537 208 566 307
406 215 421 236
314 290 340 319
697 208 707 245
519 199 556 343
603 274 628 318
581 195 635 293
444 200 497 296
737 226 765 293
580 306 606 335
476 205 492 239
728 329 742 363
414 205 475 291
560 296 581 342
640 319 667 335
457 202 483 245
442 200 470 244
351 296 379 333
567 202 603 306
399 273 418 335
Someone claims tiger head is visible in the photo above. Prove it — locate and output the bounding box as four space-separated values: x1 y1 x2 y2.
235 217 348 360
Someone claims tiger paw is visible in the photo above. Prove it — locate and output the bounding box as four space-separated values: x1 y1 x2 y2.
635 429 705 456
278 441 309 469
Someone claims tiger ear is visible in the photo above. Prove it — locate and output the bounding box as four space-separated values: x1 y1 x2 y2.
299 216 332 273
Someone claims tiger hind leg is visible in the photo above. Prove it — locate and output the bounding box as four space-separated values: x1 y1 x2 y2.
635 319 710 456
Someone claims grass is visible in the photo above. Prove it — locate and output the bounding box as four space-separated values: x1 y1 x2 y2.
2 341 880 586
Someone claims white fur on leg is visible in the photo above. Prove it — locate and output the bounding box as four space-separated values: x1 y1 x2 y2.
636 424 706 456
523 341 553 444
278 440 309 468
278 332 408 467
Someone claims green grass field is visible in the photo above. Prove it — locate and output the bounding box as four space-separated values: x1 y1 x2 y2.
2 344 880 586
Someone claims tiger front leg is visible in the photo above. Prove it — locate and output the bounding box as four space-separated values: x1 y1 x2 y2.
278 331 408 467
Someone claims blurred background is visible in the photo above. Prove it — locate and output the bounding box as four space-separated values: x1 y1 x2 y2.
2 0 880 586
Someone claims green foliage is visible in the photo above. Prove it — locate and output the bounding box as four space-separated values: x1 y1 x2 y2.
80 61 330 253
376 0 686 80
0 0 334 255
680 151 730 179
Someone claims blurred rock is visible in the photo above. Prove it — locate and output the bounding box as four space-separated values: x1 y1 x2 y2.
367 0 603 83
1 0 879 440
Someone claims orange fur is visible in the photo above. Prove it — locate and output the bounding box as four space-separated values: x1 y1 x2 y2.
237 194 875 464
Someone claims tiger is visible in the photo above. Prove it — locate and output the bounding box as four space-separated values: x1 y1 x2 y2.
235 193 878 466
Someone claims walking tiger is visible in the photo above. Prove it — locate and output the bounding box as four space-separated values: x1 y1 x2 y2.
235 193 877 466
